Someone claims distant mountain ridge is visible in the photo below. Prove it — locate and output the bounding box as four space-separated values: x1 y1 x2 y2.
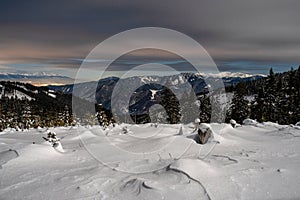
195 71 266 78
49 72 264 95
48 72 264 116
1 69 298 126
0 71 265 118
0 72 74 86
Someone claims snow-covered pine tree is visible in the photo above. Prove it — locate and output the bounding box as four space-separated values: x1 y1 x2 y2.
149 104 168 124
63 105 72 126
180 87 199 124
161 81 181 124
230 82 250 124
199 94 211 123
0 103 5 131
294 66 300 123
56 108 65 127
286 67 300 123
95 104 109 128
274 73 290 124
180 90 190 123
210 95 226 123
250 86 266 122
21 99 32 130
264 68 278 122
82 112 98 126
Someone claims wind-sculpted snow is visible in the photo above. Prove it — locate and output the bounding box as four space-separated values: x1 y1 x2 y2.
107 169 210 200
0 123 300 199
0 149 19 169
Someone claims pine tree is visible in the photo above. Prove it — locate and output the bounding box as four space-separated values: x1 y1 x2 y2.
230 82 250 124
251 68 278 122
149 104 168 124
264 68 278 122
251 82 266 122
83 112 98 126
63 105 72 126
161 81 181 124
199 94 211 123
21 100 32 130
180 87 199 123
210 95 226 123
96 104 109 128
57 109 65 127
0 102 5 131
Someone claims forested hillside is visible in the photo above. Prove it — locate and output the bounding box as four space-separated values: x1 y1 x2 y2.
227 67 300 124
0 67 299 131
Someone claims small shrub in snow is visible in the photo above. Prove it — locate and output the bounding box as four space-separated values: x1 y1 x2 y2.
43 131 60 147
122 126 129 134
151 123 158 128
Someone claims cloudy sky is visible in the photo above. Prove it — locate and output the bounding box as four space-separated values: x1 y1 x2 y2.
0 0 299 79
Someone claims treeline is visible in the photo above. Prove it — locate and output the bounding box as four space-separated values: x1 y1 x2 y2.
0 82 114 131
227 67 300 124
144 67 300 125
0 67 299 131
0 96 115 131
0 96 73 131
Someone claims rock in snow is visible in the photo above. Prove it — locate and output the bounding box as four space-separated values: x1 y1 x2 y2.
197 123 214 144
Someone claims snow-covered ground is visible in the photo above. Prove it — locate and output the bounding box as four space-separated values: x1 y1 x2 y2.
0 123 300 200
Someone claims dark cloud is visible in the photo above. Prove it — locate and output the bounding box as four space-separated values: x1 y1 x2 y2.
0 0 299 76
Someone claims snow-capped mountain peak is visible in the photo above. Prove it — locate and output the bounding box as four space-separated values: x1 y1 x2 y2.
196 71 266 78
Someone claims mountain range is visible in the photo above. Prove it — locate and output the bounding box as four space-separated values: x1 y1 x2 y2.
48 72 264 116
0 72 265 111
0 72 74 86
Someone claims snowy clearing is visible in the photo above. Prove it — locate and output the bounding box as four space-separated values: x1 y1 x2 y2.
0 123 300 200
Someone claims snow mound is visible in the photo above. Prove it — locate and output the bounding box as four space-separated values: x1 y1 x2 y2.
243 118 260 126
199 123 212 133
262 121 290 129
53 142 65 153
230 119 237 125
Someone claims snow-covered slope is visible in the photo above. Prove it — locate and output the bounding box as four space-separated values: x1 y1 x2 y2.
0 82 62 101
0 122 299 199
0 84 33 100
